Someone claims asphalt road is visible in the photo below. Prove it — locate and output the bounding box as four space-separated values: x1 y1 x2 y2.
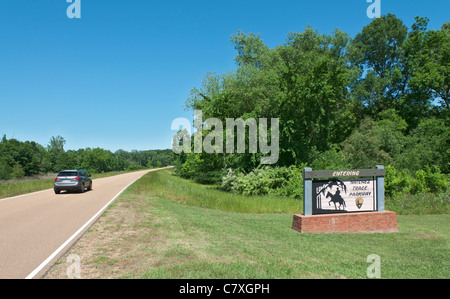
0 168 159 279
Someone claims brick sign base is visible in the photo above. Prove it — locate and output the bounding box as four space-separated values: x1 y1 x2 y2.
292 211 398 234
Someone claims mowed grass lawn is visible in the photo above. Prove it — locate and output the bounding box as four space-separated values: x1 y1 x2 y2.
45 169 449 279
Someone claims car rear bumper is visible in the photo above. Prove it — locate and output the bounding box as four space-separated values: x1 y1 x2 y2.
54 181 83 191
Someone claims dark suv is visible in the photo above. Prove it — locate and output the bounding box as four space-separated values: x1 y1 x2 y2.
54 170 92 194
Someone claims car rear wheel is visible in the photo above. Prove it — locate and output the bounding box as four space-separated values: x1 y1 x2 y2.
54 189 61 194
79 182 85 193
87 181 92 191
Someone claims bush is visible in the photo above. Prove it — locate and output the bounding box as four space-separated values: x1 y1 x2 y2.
0 159 12 180
12 164 25 179
310 145 347 171
385 165 413 197
411 166 448 194
220 163 448 214
385 164 448 197
126 163 142 171
221 167 288 196
176 153 224 184
220 166 305 199
269 166 304 199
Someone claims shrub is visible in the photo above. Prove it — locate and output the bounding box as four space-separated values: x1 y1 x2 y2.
221 167 289 196
310 145 347 171
385 164 448 197
0 159 12 181
411 166 448 194
12 164 25 179
177 153 224 184
220 163 448 214
269 166 304 199
385 165 413 197
126 163 142 172
220 166 305 199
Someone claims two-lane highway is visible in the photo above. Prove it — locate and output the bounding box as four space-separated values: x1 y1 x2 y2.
0 169 158 279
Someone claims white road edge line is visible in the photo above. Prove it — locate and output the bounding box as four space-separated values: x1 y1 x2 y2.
25 180 138 279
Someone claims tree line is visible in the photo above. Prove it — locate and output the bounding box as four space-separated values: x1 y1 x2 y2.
0 135 176 180
176 14 449 195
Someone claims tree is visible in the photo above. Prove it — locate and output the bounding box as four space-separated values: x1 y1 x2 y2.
350 14 408 115
0 158 12 180
280 27 358 161
352 14 408 78
79 148 115 174
0 135 43 177
47 136 67 171
315 108 413 171
404 17 449 111
399 118 450 173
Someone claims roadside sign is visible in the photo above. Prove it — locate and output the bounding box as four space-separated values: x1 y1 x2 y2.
312 179 377 214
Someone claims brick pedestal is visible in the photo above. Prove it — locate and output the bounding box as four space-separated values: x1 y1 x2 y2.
292 211 398 234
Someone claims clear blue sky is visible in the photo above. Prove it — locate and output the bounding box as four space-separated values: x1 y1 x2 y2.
0 0 448 151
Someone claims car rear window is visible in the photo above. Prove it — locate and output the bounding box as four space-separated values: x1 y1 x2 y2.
58 171 78 177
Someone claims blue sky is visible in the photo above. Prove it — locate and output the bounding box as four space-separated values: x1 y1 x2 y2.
0 0 448 151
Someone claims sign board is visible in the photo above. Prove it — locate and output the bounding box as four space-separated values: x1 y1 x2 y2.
303 169 385 179
312 179 377 215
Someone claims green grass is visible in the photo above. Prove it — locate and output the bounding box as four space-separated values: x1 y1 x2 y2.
134 197 449 279
45 169 449 279
130 169 302 214
0 178 55 199
386 191 450 215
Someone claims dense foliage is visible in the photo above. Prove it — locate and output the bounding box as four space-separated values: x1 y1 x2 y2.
176 15 449 199
0 135 176 180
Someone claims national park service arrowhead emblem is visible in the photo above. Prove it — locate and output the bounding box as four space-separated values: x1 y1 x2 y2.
356 197 364 209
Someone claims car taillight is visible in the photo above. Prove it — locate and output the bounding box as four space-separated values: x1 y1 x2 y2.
72 177 81 181
55 177 61 181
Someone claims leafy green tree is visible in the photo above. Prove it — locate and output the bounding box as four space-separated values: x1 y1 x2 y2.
341 110 408 169
37 144 53 174
47 136 68 171
0 135 43 176
186 27 359 175
404 17 449 111
350 14 408 115
279 27 358 161
0 158 12 180
80 148 115 174
12 164 25 179
351 14 408 78
399 118 449 173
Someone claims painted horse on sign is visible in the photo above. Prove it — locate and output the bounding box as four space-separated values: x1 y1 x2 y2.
326 190 347 210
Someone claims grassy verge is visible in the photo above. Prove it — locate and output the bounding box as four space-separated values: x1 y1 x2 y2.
0 170 141 200
44 169 449 279
132 169 302 214
0 178 55 199
386 191 450 215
